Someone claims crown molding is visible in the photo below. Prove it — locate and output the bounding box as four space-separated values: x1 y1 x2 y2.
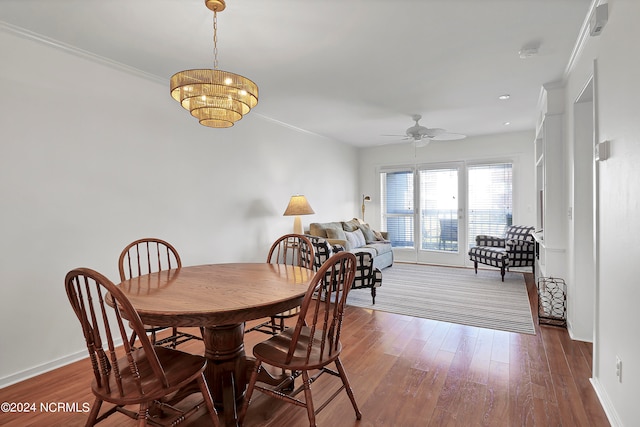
253 112 333 140
0 20 165 85
564 0 601 80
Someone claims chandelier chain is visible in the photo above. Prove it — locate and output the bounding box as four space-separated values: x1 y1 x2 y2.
213 11 218 70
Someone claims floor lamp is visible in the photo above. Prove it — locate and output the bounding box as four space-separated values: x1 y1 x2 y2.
361 194 371 221
283 195 315 235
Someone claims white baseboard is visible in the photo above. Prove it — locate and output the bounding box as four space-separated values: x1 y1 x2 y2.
0 336 129 389
590 377 623 427
0 350 87 389
566 320 593 343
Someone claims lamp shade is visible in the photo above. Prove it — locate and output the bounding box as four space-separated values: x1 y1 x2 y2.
283 195 315 216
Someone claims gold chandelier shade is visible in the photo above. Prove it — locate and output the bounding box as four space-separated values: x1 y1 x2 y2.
170 68 258 128
169 0 258 128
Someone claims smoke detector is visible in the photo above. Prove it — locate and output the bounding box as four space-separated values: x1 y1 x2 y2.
519 47 539 59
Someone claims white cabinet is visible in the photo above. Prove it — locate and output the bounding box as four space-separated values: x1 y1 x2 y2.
534 85 566 280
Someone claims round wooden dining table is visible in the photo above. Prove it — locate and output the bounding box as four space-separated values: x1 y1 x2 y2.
116 263 314 426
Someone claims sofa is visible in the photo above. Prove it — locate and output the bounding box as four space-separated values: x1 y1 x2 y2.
307 218 394 270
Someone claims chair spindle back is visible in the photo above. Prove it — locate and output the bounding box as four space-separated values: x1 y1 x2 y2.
266 234 314 269
65 268 168 397
118 238 181 281
287 251 356 364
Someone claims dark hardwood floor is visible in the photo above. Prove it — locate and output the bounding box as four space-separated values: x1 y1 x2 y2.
0 272 610 426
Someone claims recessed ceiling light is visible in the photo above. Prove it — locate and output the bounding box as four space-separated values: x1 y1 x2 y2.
498 94 510 100
503 121 511 126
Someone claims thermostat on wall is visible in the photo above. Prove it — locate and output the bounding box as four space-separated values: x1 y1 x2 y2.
595 140 610 161
590 3 608 36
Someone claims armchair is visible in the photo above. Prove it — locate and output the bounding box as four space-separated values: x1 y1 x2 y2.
306 235 382 304
468 225 535 281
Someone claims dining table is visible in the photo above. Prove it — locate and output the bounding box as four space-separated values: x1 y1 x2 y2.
116 262 314 426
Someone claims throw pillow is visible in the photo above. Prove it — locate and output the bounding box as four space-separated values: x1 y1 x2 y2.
373 230 386 241
356 228 367 246
346 228 367 248
326 227 347 241
344 231 359 249
308 223 326 238
342 218 361 232
358 223 377 243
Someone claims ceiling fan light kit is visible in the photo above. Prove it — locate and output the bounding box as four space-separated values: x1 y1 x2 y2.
170 0 258 128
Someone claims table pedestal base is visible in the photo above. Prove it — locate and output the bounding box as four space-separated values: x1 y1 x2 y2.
202 323 246 425
202 323 299 426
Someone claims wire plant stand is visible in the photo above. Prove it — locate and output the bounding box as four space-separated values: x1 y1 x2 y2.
537 277 567 327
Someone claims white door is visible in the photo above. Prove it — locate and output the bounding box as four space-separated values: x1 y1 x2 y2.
415 164 466 266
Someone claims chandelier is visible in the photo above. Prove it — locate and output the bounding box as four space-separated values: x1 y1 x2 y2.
170 0 258 128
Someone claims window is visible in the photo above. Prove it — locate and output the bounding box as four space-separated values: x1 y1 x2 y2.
467 163 513 249
380 170 414 248
381 162 513 254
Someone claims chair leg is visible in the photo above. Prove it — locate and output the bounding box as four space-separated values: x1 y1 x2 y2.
137 402 149 427
172 327 178 348
238 361 261 426
301 370 317 427
85 397 102 427
197 373 221 427
335 357 362 420
129 331 138 348
500 267 505 282
473 261 478 274
277 317 287 377
270 317 279 335
371 287 376 305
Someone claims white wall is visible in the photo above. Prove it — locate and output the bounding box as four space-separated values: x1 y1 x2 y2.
564 1 640 425
358 130 536 246
0 30 358 386
569 96 596 343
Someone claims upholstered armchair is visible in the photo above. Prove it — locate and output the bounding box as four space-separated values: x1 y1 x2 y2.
306 235 382 304
468 225 535 281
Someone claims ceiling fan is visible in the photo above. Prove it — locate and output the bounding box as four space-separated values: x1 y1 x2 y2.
383 114 466 147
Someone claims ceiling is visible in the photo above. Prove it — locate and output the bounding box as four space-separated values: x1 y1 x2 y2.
0 0 592 147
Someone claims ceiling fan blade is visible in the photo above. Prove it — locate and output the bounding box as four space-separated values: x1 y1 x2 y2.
431 132 466 141
379 139 410 146
423 128 446 137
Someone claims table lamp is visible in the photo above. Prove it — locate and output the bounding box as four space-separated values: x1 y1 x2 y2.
283 195 315 234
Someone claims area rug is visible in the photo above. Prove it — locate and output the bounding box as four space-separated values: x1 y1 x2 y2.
347 263 535 335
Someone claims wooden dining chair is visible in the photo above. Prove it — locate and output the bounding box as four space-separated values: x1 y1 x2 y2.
65 267 220 427
239 251 362 427
119 238 202 348
246 233 315 335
